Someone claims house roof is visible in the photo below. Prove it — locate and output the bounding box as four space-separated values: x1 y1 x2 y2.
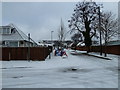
1 24 37 44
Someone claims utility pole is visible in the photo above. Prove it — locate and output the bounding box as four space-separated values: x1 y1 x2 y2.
28 33 30 61
98 6 102 56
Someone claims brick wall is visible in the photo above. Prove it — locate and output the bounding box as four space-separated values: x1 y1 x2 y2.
75 45 120 55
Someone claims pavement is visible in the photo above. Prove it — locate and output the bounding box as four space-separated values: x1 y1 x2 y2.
70 50 113 60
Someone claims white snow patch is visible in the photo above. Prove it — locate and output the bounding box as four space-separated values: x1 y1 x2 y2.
1 49 118 88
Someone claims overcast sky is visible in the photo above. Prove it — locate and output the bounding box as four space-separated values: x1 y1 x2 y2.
2 2 118 42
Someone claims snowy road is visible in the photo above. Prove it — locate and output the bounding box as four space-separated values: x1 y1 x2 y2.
1 49 118 88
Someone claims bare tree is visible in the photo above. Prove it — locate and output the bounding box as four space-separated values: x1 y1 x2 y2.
100 11 118 57
68 1 101 49
101 12 118 42
58 19 66 47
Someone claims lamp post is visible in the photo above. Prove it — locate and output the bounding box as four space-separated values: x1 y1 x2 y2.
98 6 102 56
51 31 54 42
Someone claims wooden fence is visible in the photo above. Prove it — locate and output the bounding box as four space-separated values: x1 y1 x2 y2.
0 46 52 61
75 45 120 55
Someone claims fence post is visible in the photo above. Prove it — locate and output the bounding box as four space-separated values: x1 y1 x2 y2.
9 51 10 61
43 47 45 60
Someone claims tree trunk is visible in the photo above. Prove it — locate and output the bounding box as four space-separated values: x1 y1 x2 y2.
82 20 92 53
84 20 92 47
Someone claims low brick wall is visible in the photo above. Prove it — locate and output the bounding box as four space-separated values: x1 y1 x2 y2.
75 45 120 55
0 46 52 61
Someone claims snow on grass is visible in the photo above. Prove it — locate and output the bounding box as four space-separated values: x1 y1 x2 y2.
1 49 118 88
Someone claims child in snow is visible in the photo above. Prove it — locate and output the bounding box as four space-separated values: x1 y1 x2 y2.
54 48 68 57
61 49 68 57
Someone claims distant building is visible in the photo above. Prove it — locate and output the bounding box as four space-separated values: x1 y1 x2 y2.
39 40 72 47
0 24 38 47
104 40 120 46
92 40 99 46
38 40 53 46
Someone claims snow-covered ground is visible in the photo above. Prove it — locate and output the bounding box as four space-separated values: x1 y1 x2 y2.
1 49 118 88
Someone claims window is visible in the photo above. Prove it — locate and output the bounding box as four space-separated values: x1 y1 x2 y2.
3 28 10 34
0 41 2 45
0 28 3 34
9 42 18 47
